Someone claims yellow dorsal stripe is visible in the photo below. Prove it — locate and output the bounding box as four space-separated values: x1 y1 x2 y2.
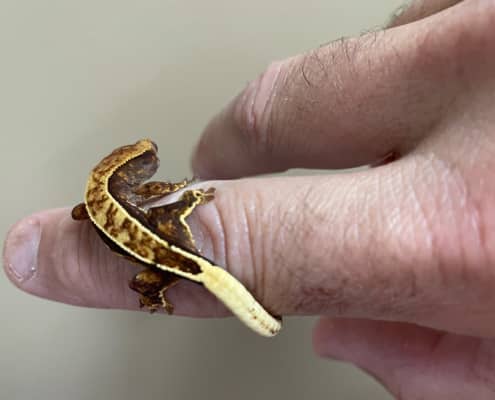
84 139 281 336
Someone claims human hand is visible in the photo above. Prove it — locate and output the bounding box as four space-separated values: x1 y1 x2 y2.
190 0 495 397
4 0 495 397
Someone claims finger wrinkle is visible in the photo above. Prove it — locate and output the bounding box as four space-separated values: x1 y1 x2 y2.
214 192 232 278
406 159 436 258
301 169 431 320
53 215 94 305
57 216 90 294
193 197 225 263
402 152 495 323
75 218 100 296
240 183 285 307
252 187 269 304
286 182 360 314
301 49 329 88
234 60 286 156
238 189 260 294
382 165 439 317
423 154 491 286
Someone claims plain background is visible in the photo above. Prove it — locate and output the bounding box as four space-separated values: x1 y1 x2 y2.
1 1 403 399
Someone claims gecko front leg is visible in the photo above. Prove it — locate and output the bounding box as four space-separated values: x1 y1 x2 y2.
146 188 215 252
134 179 192 199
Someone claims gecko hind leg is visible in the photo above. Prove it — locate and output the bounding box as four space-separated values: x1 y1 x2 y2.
71 203 89 220
129 268 180 314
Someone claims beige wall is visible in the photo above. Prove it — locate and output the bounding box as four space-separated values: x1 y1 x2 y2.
1 1 402 398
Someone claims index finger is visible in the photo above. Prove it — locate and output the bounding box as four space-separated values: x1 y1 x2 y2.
192 0 469 179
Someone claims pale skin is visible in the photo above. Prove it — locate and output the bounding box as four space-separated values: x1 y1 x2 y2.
3 0 495 397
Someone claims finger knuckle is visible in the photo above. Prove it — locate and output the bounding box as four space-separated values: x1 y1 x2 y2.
232 61 287 154
415 2 495 83
202 184 269 303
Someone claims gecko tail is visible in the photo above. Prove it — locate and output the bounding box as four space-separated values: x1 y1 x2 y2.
200 264 282 337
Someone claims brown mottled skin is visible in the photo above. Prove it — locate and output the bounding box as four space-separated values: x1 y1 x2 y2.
72 139 215 313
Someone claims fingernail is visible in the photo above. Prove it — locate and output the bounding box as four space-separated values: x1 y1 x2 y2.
3 217 41 283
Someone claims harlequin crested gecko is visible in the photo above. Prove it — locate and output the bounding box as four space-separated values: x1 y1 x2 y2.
72 139 281 337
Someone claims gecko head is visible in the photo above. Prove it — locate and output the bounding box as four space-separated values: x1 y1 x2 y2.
136 138 158 153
